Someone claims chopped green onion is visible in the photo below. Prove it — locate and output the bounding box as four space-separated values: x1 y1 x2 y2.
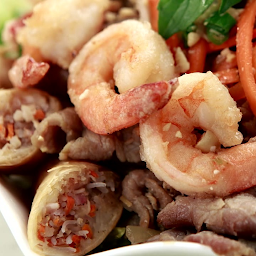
219 0 242 14
205 11 236 44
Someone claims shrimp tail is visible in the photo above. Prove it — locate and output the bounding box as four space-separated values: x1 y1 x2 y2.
74 80 174 135
8 55 50 88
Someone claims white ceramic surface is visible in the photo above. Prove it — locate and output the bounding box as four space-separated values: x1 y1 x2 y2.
0 211 24 256
0 175 217 256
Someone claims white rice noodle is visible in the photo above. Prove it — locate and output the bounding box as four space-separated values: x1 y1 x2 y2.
85 198 91 215
51 236 57 245
56 231 64 238
61 220 78 233
76 230 89 238
74 187 86 194
87 182 106 189
46 203 60 211
49 220 54 227
54 208 64 216
106 179 115 192
66 234 73 245
89 174 97 182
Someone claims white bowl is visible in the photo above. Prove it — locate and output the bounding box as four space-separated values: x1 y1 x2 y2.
0 175 217 256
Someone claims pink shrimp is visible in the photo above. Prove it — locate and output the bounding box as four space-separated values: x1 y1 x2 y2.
68 19 176 134
140 72 256 197
17 0 109 69
8 55 49 88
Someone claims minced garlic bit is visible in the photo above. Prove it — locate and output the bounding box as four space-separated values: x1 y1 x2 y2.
175 130 182 138
79 89 89 100
175 47 190 74
195 130 220 153
220 48 236 63
187 32 200 47
213 169 220 175
163 123 171 132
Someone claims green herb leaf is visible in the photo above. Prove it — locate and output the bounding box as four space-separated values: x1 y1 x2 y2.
219 0 242 14
205 11 236 44
158 0 213 39
0 0 32 45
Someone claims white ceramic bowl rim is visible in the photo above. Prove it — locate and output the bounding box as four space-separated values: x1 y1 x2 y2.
0 176 217 256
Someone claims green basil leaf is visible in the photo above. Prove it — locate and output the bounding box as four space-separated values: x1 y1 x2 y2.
205 11 236 44
219 0 242 14
158 0 213 39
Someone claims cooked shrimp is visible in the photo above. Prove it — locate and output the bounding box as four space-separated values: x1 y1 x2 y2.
68 19 176 134
8 55 49 88
140 72 256 197
17 0 109 69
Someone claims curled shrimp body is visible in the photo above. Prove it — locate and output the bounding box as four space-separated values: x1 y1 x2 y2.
68 20 175 134
140 72 256 197
17 0 109 69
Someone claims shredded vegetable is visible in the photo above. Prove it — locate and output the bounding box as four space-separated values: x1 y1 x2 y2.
236 0 256 116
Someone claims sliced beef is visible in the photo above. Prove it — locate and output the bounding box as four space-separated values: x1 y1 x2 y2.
122 169 177 228
158 193 256 238
147 228 191 242
185 231 256 256
59 124 141 163
9 55 49 88
59 126 116 162
32 107 83 153
115 125 141 163
148 229 256 256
